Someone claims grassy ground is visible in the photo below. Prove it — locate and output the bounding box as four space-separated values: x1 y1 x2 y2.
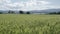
0 14 60 34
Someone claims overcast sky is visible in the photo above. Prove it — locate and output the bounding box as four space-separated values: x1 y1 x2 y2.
0 0 60 11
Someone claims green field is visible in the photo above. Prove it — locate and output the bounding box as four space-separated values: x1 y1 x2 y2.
0 14 60 34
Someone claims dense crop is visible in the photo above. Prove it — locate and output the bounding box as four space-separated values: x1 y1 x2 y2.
0 14 60 34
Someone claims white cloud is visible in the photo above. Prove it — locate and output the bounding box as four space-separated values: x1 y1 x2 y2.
0 0 11 4
20 0 51 11
0 0 60 11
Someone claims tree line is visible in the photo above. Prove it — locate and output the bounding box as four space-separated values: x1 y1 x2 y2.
0 10 30 14
49 11 60 14
0 10 60 14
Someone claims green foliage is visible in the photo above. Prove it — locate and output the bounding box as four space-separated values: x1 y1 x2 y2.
0 14 60 34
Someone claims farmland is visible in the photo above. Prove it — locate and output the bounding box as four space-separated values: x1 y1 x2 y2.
0 14 60 34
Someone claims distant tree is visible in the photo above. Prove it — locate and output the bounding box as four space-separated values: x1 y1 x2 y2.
26 12 30 14
19 10 24 14
8 11 10 13
8 10 15 14
11 11 14 14
52 12 56 14
49 12 56 14
57 11 60 14
0 12 3 14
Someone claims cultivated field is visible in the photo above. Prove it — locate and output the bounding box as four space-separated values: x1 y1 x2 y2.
0 14 60 34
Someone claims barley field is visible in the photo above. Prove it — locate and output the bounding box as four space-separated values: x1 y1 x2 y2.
0 14 60 34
